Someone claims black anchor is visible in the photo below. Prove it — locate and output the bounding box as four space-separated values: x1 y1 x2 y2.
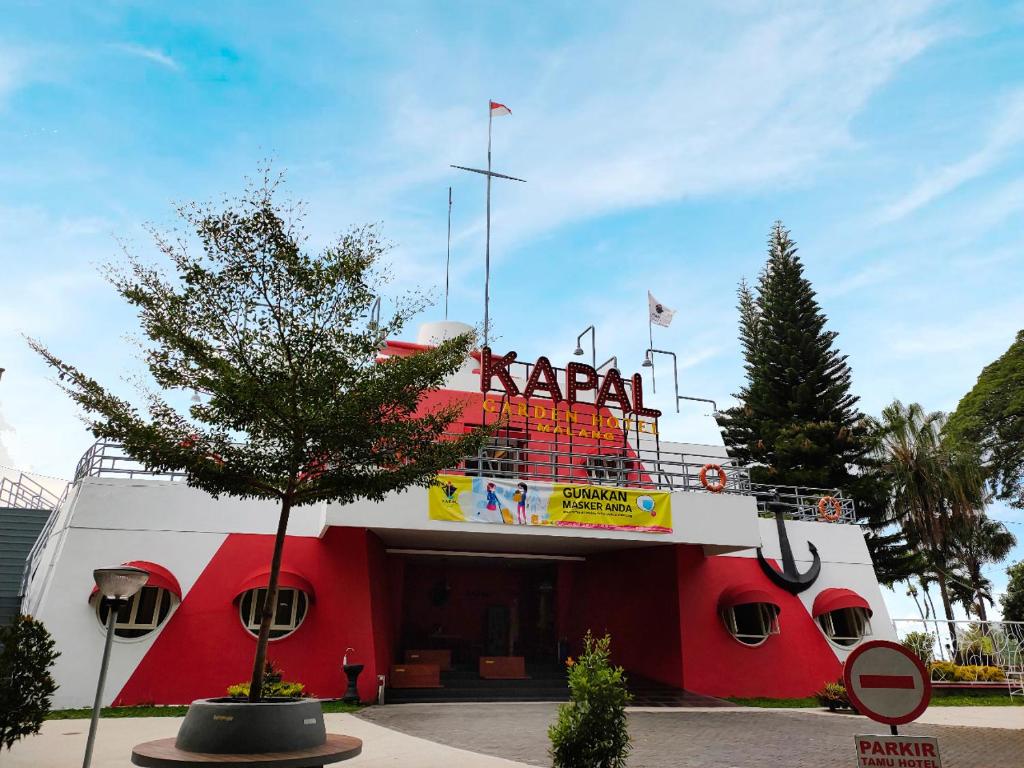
756 488 821 594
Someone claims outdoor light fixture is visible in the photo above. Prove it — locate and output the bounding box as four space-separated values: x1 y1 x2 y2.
574 326 596 368
646 349 679 411
678 395 718 416
83 566 149 768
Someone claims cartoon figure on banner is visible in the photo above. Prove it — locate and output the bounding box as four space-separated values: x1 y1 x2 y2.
514 482 528 524
485 482 499 511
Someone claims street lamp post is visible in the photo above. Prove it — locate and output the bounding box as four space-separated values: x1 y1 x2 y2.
83 566 149 768
644 348 679 411
573 326 596 368
677 395 718 416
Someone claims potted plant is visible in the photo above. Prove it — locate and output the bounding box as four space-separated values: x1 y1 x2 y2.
30 171 493 755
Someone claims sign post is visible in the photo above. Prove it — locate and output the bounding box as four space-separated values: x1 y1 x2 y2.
844 640 940 768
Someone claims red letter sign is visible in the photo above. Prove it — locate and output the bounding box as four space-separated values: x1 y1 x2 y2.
631 374 661 419
480 347 520 396
566 362 599 404
523 356 563 403
595 369 632 412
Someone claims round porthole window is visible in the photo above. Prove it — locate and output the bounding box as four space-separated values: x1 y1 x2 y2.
238 587 308 640
720 602 780 647
95 586 175 639
818 606 871 647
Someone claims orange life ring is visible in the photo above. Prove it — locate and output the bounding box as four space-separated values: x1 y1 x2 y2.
699 463 727 493
818 496 842 522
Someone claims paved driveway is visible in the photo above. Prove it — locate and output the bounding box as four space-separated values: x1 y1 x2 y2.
360 703 1024 768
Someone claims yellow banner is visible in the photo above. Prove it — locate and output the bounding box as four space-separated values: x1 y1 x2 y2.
428 475 671 533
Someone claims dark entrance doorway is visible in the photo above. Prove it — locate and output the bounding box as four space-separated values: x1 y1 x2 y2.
397 554 559 666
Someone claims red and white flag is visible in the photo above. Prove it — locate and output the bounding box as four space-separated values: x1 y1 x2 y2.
490 101 511 117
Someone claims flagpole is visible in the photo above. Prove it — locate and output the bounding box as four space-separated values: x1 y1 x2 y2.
484 104 493 347
648 314 656 393
445 186 452 320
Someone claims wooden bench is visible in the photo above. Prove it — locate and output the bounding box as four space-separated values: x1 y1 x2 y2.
405 649 453 671
479 656 528 680
131 734 362 766
389 663 442 688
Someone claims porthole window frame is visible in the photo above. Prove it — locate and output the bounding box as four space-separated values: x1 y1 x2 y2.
817 606 872 648
720 602 780 647
238 587 309 641
94 585 176 640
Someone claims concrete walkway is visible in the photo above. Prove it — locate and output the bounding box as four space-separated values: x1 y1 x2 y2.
3 713 532 768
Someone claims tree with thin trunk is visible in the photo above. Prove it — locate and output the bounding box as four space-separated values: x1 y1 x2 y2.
945 514 1016 621
867 400 988 644
27 172 493 701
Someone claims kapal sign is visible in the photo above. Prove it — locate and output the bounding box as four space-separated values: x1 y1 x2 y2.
479 348 662 418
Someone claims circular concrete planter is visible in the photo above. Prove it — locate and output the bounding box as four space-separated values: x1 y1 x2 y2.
174 698 326 754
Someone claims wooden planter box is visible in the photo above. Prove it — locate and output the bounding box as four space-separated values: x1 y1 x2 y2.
389 663 442 689
405 649 453 671
479 656 528 680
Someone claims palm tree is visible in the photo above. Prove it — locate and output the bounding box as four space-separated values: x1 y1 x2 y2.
869 401 988 642
946 515 1016 621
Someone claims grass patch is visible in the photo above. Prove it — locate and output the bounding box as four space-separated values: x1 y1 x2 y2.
727 696 819 708
729 692 1021 709
47 705 191 720
929 692 1022 707
46 700 364 720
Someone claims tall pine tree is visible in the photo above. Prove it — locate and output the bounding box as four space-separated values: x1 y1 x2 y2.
720 222 918 585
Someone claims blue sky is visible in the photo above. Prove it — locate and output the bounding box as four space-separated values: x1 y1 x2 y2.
2 1 1023 619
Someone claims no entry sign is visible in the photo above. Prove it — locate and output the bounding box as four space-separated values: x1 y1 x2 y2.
844 640 932 725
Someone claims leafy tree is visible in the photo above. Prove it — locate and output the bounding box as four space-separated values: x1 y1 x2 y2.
947 330 1024 508
945 515 1016 621
1002 561 1024 622
867 401 988 633
719 222 917 584
28 172 492 702
549 632 631 768
0 615 60 751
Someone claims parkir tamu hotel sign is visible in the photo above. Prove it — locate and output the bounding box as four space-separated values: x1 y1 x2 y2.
428 348 673 534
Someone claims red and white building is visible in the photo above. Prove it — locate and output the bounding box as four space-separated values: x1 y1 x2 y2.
20 320 892 708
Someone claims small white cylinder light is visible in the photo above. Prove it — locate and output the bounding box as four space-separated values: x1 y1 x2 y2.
93 566 149 600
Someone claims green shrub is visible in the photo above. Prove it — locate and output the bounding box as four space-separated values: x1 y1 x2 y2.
901 632 935 664
549 631 631 768
227 660 306 699
0 615 61 751
929 661 1006 682
814 680 854 710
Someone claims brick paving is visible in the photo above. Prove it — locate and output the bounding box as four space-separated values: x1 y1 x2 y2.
360 703 1024 767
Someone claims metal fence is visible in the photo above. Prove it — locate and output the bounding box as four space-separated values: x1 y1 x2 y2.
70 437 856 524
891 618 1024 697
0 471 66 511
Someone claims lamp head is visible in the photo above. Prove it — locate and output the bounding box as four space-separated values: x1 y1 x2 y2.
93 566 149 600
573 346 584 356
642 352 653 368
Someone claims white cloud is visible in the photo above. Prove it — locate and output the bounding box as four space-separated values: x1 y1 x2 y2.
879 89 1024 222
374 2 946 257
112 43 181 71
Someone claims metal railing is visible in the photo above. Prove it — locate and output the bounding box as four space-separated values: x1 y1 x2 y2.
891 618 1024 697
74 439 187 483
67 436 855 524
4 472 70 604
0 471 66 511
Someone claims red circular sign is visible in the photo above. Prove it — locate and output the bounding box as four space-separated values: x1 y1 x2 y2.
843 640 931 726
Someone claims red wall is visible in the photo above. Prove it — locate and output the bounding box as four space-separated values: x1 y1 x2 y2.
676 546 843 698
574 545 684 688
115 528 388 705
